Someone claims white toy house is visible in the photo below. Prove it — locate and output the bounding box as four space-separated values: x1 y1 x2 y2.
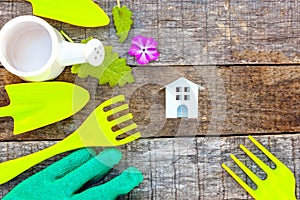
164 77 204 118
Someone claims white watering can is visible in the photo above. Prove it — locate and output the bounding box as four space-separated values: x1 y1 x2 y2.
0 15 105 81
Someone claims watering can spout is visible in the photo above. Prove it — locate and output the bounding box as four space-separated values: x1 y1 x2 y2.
59 39 105 67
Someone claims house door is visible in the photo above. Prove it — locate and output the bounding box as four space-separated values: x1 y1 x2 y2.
177 105 188 118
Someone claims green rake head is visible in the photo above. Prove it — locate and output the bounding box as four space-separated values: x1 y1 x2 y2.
222 136 296 200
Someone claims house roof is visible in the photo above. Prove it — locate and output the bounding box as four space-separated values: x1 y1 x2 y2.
161 77 205 90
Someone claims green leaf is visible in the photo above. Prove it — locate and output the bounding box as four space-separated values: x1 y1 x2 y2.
81 36 94 44
71 46 135 87
112 5 133 43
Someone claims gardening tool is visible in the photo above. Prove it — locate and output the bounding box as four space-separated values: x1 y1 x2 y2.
222 135 296 200
0 82 90 135
0 16 105 81
0 95 141 185
3 148 143 200
26 0 110 27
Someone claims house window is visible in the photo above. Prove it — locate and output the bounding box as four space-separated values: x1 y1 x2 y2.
184 87 190 92
184 95 190 100
176 95 182 100
176 87 182 92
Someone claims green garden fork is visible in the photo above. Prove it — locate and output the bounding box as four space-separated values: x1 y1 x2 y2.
222 136 296 200
0 95 141 185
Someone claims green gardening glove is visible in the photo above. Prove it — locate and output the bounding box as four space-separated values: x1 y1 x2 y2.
3 148 143 200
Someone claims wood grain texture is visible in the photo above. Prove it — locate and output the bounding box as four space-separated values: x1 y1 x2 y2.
0 65 299 140
1 1 300 199
1 0 300 65
0 135 299 199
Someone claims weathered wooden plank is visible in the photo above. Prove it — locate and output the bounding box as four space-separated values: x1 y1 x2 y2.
0 65 299 140
0 134 299 199
1 0 300 65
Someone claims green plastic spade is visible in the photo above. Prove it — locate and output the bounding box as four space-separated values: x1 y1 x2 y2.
26 0 110 27
0 82 90 135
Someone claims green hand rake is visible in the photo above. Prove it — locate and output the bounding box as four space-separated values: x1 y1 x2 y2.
222 136 296 200
0 95 141 185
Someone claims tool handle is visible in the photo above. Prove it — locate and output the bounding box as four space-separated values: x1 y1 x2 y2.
0 106 11 118
0 131 83 185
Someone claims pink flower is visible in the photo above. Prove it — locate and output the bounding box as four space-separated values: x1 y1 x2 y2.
128 35 160 65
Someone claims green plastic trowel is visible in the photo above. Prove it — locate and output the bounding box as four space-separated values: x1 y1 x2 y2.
0 82 90 135
26 0 110 27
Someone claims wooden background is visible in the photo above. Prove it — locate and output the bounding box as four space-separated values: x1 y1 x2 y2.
0 0 300 199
